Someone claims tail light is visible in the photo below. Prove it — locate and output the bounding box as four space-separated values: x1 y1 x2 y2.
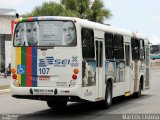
11 68 19 86
11 68 16 74
72 74 77 80
73 68 79 74
12 74 17 79
72 68 79 80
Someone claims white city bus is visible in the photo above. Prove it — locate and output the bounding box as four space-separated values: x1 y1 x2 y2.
11 16 150 109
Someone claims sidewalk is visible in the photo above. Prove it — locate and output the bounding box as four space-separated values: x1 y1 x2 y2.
0 75 10 90
0 75 10 94
0 88 10 94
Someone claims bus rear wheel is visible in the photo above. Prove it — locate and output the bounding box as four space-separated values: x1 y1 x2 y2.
47 100 67 110
134 82 142 98
101 82 112 109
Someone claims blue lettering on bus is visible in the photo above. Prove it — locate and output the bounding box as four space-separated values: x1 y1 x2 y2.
62 59 69 64
54 59 61 65
39 56 75 67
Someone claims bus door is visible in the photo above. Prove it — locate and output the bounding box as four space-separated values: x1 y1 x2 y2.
125 43 132 95
95 30 105 99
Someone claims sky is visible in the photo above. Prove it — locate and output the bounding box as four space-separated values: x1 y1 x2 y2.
0 0 160 44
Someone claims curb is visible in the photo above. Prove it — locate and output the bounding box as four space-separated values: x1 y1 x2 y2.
0 85 10 90
0 88 10 94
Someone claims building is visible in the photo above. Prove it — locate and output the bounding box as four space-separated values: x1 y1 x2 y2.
0 9 15 72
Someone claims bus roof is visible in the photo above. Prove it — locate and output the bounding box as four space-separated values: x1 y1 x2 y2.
77 18 133 37
16 16 148 39
132 32 148 40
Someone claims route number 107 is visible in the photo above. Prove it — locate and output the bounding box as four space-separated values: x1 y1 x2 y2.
39 68 50 74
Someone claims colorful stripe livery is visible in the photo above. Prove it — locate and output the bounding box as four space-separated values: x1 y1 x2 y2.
16 16 58 23
21 17 38 22
16 47 37 87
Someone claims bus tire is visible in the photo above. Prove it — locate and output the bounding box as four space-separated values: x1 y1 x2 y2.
101 82 112 109
47 100 67 110
134 82 142 98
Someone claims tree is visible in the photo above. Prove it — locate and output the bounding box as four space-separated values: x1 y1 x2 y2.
89 0 112 23
61 0 112 23
24 2 64 17
24 0 112 23
61 0 89 18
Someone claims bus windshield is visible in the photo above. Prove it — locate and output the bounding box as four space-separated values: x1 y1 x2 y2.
14 21 77 47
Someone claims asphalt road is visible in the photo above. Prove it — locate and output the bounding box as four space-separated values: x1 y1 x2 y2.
0 69 160 120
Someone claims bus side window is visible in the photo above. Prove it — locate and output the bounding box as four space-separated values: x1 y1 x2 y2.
131 38 139 60
139 39 145 60
113 34 124 60
81 28 95 59
105 33 114 59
